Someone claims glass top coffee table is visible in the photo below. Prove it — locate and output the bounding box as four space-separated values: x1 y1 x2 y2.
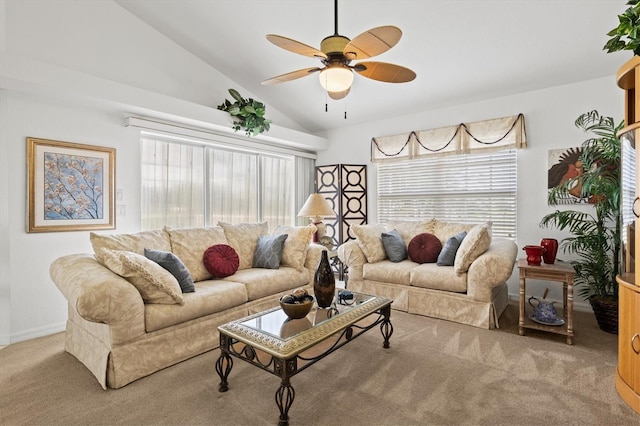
215 290 393 425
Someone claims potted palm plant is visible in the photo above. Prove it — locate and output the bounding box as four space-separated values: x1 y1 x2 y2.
540 110 624 334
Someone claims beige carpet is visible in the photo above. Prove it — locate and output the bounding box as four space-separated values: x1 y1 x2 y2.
1 303 637 425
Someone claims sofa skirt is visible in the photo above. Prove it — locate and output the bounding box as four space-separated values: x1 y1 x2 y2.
348 280 508 329
65 285 312 389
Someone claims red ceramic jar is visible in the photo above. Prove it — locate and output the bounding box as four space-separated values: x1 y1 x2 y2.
523 245 545 266
540 238 559 264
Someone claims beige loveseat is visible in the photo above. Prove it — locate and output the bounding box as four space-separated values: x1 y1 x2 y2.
338 219 517 329
50 223 322 389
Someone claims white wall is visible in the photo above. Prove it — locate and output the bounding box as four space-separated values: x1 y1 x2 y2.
3 0 305 132
1 90 142 343
0 0 327 344
317 76 624 307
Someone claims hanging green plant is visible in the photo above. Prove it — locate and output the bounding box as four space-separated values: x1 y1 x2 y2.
604 0 640 55
217 88 272 137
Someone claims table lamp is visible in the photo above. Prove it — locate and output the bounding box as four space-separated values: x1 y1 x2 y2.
297 193 336 242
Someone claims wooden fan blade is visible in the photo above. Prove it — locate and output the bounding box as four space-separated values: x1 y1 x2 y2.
343 26 402 60
266 34 327 59
328 88 350 100
261 67 322 86
354 61 416 83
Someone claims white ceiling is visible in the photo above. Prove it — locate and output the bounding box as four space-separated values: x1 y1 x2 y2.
115 0 628 134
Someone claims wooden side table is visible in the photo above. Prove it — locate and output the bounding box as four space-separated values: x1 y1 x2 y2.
518 259 575 344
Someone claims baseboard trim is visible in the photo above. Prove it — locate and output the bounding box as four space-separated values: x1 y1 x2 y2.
1 296 594 345
9 322 66 344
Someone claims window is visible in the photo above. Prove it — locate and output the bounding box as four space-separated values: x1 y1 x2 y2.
141 138 205 229
377 149 517 239
141 131 310 230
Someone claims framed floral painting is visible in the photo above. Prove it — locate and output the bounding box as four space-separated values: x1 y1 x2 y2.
27 137 115 232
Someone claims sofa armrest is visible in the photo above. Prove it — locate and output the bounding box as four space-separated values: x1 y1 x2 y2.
337 240 366 267
50 254 146 343
467 239 517 302
305 243 326 271
303 243 326 284
337 240 366 282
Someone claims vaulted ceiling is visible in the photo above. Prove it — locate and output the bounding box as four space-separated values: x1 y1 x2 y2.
116 0 627 134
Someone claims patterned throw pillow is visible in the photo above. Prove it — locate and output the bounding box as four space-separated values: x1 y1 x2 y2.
437 231 467 266
164 226 227 282
352 224 387 263
99 249 183 304
252 234 288 269
408 233 443 264
219 222 268 270
385 219 437 247
272 225 316 271
431 220 476 245
454 222 492 274
203 244 240 278
90 230 172 264
144 248 195 293
381 229 407 262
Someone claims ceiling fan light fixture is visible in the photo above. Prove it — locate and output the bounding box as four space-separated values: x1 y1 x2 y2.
263 0 415 105
318 64 354 93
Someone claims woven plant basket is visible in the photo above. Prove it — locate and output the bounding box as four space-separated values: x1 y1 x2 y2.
590 296 618 335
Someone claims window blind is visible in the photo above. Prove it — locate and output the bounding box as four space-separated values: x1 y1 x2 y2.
378 149 517 239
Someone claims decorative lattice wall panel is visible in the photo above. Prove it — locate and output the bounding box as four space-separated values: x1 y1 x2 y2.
315 164 367 247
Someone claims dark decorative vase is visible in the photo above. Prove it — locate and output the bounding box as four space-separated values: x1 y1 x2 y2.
540 238 559 264
314 250 335 308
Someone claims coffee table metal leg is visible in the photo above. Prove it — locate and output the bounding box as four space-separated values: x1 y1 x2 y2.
216 334 233 392
380 304 393 348
275 378 295 426
273 357 297 425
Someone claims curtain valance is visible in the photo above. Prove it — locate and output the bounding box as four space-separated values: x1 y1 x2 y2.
371 113 527 163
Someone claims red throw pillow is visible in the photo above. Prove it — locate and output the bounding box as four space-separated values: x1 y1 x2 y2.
408 233 443 264
203 244 239 278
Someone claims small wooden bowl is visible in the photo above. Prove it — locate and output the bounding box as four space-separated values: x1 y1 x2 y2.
279 295 314 319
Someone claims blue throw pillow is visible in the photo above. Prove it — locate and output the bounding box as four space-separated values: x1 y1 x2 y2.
144 248 195 293
437 231 467 266
381 229 407 262
252 234 288 269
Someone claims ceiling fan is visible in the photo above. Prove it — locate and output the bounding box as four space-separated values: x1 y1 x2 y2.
261 0 416 100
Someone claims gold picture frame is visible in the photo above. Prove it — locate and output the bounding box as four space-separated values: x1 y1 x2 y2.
27 137 116 233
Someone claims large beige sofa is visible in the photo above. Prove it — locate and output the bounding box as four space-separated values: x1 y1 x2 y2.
50 223 322 389
338 219 517 329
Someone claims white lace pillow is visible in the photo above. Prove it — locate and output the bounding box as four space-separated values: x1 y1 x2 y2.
454 222 492 274
352 224 387 263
